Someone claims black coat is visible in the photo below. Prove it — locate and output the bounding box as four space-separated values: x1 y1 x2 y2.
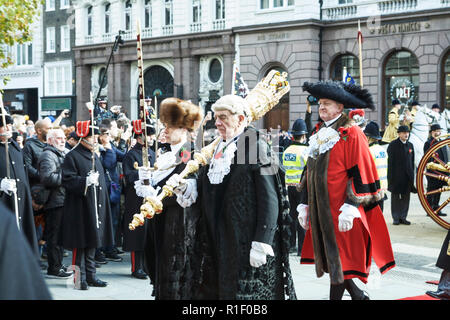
436 229 450 270
144 142 200 300
387 138 415 194
121 143 155 252
192 127 297 300
59 143 114 249
423 137 449 190
23 137 46 185
0 202 52 300
38 145 66 210
0 140 38 256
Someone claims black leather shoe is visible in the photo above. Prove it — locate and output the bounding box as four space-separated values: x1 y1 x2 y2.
399 219 411 225
426 290 450 300
105 252 123 262
87 278 108 287
94 252 108 264
75 281 89 290
132 269 148 280
437 212 447 217
47 269 73 279
393 221 400 225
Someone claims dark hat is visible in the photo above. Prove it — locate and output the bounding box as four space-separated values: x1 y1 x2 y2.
430 123 442 132
0 114 13 127
290 118 307 135
432 103 441 110
397 125 410 133
68 130 80 141
392 99 401 105
363 121 382 140
410 100 420 107
302 81 375 110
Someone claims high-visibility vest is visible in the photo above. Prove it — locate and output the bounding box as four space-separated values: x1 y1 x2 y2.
369 144 388 190
282 144 307 186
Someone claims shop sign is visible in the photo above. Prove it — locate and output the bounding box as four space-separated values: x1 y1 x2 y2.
390 78 416 105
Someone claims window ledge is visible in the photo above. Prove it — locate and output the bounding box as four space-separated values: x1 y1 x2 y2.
255 6 294 15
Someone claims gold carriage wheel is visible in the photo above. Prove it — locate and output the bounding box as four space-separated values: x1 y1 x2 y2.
416 136 450 230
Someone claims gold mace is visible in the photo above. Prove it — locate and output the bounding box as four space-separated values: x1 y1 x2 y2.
129 70 290 230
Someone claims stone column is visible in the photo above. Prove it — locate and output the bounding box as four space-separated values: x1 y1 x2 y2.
75 63 91 120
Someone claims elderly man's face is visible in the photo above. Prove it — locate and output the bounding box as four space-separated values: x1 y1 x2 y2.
0 124 12 142
398 131 409 142
318 98 344 122
214 110 242 140
48 130 66 151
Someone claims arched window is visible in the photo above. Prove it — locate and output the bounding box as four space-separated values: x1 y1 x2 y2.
263 67 290 132
104 3 111 34
383 50 419 124
444 51 450 109
87 6 93 36
330 54 360 84
125 0 132 31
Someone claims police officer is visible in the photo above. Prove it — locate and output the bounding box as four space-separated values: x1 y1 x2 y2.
282 118 308 255
364 121 388 212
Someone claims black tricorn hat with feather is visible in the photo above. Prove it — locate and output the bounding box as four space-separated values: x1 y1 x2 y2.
302 80 375 110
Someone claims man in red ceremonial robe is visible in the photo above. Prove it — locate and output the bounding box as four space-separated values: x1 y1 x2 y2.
297 80 396 300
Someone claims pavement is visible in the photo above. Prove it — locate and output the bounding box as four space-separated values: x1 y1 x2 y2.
42 191 448 301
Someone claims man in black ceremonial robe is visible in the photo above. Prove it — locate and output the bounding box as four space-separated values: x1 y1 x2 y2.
59 122 114 290
0 114 39 257
173 94 297 300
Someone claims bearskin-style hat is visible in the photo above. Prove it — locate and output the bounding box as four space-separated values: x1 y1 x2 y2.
302 80 375 110
159 97 203 132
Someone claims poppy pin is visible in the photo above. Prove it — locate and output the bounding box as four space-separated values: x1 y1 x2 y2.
180 148 191 163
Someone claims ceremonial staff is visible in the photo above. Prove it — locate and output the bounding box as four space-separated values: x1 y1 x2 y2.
84 92 100 228
357 19 364 87
0 93 20 230
136 19 151 175
154 94 158 160
129 70 290 229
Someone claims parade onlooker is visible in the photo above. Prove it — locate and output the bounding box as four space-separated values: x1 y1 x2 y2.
282 118 308 256
423 123 448 217
297 81 395 300
122 119 156 280
65 130 80 150
38 128 72 278
59 123 114 290
382 99 401 143
175 94 297 300
0 114 39 257
364 121 388 212
387 125 416 225
98 126 126 261
94 98 114 124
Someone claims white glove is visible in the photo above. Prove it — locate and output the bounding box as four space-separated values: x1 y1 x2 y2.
249 242 274 268
134 181 160 198
338 203 361 232
297 204 309 230
166 174 186 195
138 166 153 182
86 171 99 187
0 178 17 195
175 179 198 208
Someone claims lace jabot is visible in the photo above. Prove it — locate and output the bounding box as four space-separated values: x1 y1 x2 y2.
207 140 238 185
305 126 340 159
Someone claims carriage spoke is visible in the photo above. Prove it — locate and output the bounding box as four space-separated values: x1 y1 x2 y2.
431 153 450 172
435 197 450 216
425 186 450 196
424 171 450 184
426 161 450 173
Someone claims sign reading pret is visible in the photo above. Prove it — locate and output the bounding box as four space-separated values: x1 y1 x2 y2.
390 78 416 105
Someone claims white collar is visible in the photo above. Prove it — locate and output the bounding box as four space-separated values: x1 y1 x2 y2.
170 138 187 154
324 114 342 127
